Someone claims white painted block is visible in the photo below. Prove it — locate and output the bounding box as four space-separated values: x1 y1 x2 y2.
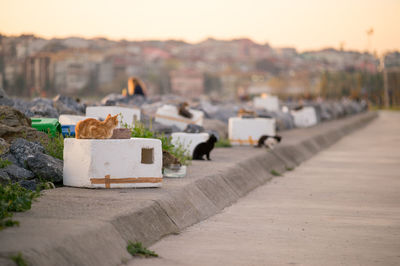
228 117 276 146
155 104 204 130
253 96 280 111
63 138 162 188
86 106 141 128
291 107 318 128
171 132 210 157
59 115 92 125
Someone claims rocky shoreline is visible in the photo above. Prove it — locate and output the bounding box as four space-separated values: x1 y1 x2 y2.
0 86 368 191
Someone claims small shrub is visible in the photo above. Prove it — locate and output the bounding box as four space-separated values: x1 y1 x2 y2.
270 169 282 176
127 242 158 258
41 132 64 160
0 158 12 169
286 167 294 171
126 121 191 165
169 140 191 166
11 253 27 266
0 183 40 230
215 138 232 148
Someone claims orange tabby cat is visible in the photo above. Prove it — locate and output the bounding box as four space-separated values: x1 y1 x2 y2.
237 108 257 117
75 114 119 139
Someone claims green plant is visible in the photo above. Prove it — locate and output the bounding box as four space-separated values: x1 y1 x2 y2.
270 169 282 176
11 253 27 266
169 140 191 166
36 179 56 191
0 183 40 230
0 158 12 169
215 138 232 148
127 242 158 258
286 167 294 171
126 121 191 165
41 132 64 160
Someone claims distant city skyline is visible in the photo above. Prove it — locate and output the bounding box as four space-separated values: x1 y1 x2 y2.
1 0 399 54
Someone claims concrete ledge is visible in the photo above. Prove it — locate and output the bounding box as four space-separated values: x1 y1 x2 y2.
0 112 378 266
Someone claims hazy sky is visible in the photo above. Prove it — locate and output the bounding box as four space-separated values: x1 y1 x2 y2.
1 0 399 53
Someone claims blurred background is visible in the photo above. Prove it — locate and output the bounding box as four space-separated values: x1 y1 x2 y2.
0 0 399 107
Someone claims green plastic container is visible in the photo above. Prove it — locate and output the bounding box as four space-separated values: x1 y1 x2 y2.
31 118 62 137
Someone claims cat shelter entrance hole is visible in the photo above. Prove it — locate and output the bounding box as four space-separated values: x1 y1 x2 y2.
141 148 154 164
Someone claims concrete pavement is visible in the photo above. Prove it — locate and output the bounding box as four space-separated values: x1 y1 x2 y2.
0 112 377 266
127 111 400 266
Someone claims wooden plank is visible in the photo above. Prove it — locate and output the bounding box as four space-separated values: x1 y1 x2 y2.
90 177 162 186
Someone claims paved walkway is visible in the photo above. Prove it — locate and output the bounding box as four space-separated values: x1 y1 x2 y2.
128 111 400 266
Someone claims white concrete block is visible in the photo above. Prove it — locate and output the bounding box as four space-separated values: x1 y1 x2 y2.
85 106 141 128
291 107 318 128
228 117 276 146
253 96 280 111
63 138 162 188
171 132 210 157
155 104 204 130
59 115 92 125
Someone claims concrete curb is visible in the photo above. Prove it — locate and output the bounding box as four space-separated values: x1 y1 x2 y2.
0 112 378 266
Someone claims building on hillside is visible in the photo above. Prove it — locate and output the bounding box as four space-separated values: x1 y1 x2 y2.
170 69 204 98
25 54 52 93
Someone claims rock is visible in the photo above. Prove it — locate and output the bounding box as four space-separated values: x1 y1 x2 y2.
0 105 31 127
126 95 147 107
0 138 10 155
12 98 35 117
10 138 45 167
18 179 37 191
3 164 35 181
151 122 180 134
30 103 59 118
101 93 127 106
1 153 19 165
0 87 8 98
0 124 49 144
0 106 49 144
0 97 14 107
0 88 14 107
101 93 148 107
184 124 205 133
203 119 228 139
0 169 10 184
53 94 85 115
26 153 63 183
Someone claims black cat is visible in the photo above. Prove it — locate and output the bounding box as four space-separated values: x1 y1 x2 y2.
256 135 282 149
192 134 218 160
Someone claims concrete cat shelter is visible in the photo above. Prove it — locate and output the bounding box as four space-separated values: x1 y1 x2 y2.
86 106 141 128
59 115 101 137
155 104 204 130
63 138 162 188
229 117 276 146
253 95 280 112
59 115 88 125
291 107 318 128
171 132 210 157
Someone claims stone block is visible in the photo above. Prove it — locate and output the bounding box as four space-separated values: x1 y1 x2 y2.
171 132 210 157
253 95 279 111
86 106 140 128
228 117 276 146
291 107 318 127
63 138 162 188
155 105 204 130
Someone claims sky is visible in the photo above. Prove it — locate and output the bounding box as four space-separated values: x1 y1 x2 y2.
0 0 399 54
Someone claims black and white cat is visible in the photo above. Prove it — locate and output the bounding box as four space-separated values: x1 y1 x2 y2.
192 134 218 160
256 135 282 150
